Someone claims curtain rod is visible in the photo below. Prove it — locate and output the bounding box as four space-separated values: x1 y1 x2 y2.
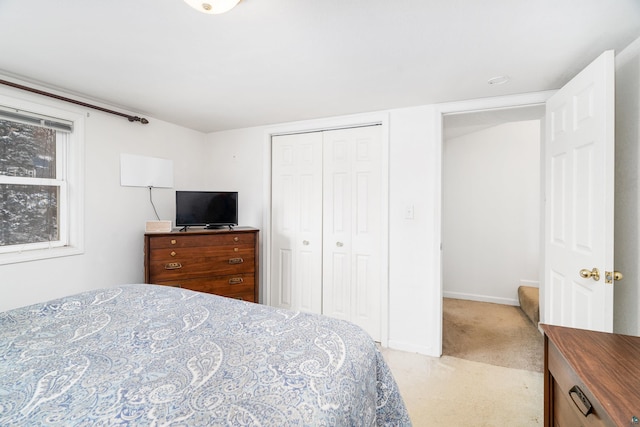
0 78 149 125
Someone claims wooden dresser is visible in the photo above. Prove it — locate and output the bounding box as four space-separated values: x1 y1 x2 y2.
144 227 259 302
542 324 640 427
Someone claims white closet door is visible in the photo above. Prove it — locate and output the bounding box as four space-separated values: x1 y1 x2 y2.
271 132 323 313
322 126 382 341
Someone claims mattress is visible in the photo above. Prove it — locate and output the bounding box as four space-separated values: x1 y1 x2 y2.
0 284 411 426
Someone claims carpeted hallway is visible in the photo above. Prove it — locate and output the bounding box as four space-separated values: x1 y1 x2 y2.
381 298 544 425
442 297 544 372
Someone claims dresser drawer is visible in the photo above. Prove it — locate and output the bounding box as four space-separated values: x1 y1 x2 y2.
149 244 254 263
156 274 255 302
148 232 255 249
548 342 607 426
149 250 255 281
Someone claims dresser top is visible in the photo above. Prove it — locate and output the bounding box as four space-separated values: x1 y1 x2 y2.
541 324 640 426
145 226 259 237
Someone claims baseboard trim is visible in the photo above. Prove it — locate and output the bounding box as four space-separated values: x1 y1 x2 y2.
519 280 540 287
387 340 438 357
443 291 519 306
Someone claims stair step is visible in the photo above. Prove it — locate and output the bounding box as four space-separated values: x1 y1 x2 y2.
518 285 539 326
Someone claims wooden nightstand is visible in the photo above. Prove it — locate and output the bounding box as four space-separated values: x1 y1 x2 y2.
542 324 640 427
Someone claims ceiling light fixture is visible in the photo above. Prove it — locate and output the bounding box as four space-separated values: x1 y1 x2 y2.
487 75 510 85
183 0 241 14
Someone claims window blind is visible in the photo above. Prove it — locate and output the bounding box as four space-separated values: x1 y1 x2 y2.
0 105 73 132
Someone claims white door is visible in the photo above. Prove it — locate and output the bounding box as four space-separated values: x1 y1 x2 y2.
544 50 615 332
323 126 383 341
271 132 323 313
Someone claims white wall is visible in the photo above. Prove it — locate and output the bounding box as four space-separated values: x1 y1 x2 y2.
3 36 638 352
201 126 266 229
201 46 640 351
201 126 267 304
443 120 540 305
614 35 640 335
0 85 443 355
205 106 440 355
387 106 440 354
0 83 207 311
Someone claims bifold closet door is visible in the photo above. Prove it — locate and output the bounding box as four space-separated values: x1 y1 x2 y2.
322 126 382 341
270 132 323 313
270 125 383 341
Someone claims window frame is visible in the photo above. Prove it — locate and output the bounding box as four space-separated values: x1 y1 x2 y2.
0 94 85 265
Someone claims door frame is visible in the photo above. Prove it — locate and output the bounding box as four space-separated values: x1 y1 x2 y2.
434 91 554 355
261 111 391 346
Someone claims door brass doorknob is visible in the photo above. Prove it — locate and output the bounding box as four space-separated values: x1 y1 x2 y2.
579 268 600 281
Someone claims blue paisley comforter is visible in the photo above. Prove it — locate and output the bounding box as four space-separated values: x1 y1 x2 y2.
0 284 411 426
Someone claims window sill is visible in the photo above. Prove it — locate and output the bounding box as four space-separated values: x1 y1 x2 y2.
0 246 84 265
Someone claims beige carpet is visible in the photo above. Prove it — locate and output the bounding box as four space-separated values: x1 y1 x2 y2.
382 349 543 426
442 298 544 372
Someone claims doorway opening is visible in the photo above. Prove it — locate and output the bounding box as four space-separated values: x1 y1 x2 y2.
441 104 544 370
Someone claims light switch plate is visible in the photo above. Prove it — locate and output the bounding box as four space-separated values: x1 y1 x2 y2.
405 205 414 219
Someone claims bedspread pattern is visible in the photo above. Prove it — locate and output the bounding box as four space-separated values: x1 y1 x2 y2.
0 284 410 426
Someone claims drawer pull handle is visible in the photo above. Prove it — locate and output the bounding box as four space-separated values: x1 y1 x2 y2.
229 277 244 285
170 251 176 257
569 385 593 417
164 262 183 270
229 257 244 265
233 237 239 242
171 239 176 245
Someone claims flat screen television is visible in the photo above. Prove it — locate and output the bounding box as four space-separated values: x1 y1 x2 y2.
175 191 238 229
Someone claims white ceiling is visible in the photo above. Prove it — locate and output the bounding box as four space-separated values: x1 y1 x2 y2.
0 0 639 133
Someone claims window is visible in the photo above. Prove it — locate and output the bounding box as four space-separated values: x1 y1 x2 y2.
0 98 84 264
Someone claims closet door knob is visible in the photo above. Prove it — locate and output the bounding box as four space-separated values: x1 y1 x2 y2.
302 240 309 246
336 241 344 247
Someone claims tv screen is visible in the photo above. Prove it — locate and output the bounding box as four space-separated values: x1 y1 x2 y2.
176 191 238 229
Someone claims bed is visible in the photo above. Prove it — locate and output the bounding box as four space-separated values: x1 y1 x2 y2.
0 284 411 426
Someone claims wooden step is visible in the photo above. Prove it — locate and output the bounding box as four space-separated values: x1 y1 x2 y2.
518 285 539 326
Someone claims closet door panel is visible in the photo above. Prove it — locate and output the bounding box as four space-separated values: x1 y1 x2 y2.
355 254 371 318
275 248 293 307
271 133 323 313
271 125 384 341
323 126 382 341
352 128 382 340
272 163 295 309
330 173 349 233
323 130 352 322
326 251 350 320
